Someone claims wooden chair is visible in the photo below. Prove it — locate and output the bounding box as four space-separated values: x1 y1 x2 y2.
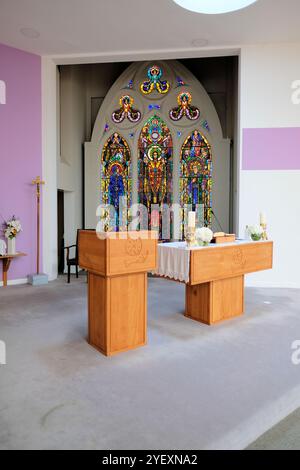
64 231 79 283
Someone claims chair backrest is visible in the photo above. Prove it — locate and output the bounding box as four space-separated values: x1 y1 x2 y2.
76 228 96 262
75 229 79 262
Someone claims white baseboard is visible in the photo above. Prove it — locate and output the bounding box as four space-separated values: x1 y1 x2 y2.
0 278 28 287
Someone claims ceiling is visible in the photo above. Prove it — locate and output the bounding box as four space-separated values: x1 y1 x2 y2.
0 0 299 63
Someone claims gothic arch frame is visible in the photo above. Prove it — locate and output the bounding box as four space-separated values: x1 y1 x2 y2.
85 60 231 233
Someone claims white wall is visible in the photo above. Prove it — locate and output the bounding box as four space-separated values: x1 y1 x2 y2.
239 44 300 287
42 57 58 281
59 66 86 250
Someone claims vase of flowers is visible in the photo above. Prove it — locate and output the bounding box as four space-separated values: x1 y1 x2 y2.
3 216 22 254
195 227 214 246
248 225 263 242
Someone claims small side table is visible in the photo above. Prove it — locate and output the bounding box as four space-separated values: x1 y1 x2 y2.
0 253 26 287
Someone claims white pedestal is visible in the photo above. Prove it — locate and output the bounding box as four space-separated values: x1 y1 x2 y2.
28 273 49 286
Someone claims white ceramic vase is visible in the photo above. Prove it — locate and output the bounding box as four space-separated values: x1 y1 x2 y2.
7 237 16 255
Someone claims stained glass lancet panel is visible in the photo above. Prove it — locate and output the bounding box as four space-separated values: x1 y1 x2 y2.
101 132 131 231
138 115 173 236
180 130 212 232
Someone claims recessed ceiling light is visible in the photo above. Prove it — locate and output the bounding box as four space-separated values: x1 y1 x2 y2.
20 27 40 39
191 38 209 47
173 0 259 14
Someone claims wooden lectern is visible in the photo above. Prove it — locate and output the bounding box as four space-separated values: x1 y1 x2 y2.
78 230 157 356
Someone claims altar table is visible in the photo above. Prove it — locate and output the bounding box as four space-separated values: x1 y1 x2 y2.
153 240 273 325
0 252 26 287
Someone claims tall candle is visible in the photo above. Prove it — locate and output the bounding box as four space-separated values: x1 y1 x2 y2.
188 211 196 228
260 212 266 225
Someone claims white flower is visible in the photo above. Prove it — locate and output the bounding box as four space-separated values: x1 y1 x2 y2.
3 217 22 238
248 225 263 236
195 227 213 244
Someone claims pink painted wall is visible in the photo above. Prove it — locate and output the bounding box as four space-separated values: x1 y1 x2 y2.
243 127 300 170
0 43 42 281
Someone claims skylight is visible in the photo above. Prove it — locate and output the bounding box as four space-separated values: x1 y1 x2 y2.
173 0 258 14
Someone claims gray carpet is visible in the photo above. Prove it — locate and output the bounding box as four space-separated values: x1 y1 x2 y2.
1 276 300 450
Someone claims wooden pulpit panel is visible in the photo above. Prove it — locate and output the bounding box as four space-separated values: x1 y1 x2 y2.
109 273 147 354
106 231 157 276
190 241 273 285
79 230 157 277
78 230 106 276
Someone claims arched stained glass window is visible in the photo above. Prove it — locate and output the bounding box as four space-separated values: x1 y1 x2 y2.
101 132 131 231
138 115 173 236
180 130 212 232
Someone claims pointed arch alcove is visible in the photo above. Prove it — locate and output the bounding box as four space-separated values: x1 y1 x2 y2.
84 60 231 236
101 132 131 231
138 115 173 235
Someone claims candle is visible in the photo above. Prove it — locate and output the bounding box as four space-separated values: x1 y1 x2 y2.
260 212 266 225
188 211 196 228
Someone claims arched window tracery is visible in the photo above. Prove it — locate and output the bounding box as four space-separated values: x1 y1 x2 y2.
101 132 131 231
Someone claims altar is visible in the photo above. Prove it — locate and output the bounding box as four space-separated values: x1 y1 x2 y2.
153 240 273 324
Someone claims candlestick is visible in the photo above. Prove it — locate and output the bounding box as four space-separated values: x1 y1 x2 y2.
260 212 266 225
260 223 268 241
188 211 196 228
186 226 197 247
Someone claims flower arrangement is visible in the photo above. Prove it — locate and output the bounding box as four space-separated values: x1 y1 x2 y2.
3 216 22 240
195 226 213 246
248 224 263 241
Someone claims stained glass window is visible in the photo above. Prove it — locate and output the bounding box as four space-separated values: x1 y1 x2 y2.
140 65 170 95
180 130 212 234
101 133 131 231
138 115 173 236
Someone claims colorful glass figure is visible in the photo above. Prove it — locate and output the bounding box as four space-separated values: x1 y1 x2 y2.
169 92 200 121
201 119 210 132
175 76 186 87
140 65 170 95
148 104 161 110
112 95 141 124
101 133 131 231
180 130 212 234
138 115 173 236
126 79 134 89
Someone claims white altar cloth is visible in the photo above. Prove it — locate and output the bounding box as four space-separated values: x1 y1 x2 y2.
152 242 190 282
152 240 263 283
